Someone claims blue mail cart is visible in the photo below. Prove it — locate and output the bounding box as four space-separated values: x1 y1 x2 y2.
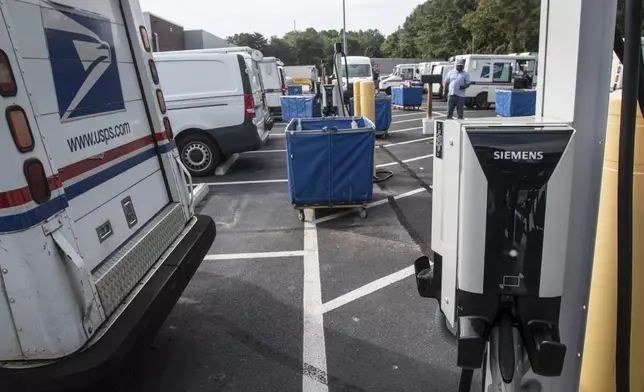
392 86 423 110
281 95 321 122
495 89 537 117
286 117 376 220
287 85 303 95
349 96 392 137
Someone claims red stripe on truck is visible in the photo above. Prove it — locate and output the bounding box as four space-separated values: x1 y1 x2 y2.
58 134 160 182
0 177 63 209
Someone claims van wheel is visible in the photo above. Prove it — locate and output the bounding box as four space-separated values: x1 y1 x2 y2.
178 135 222 177
475 93 491 110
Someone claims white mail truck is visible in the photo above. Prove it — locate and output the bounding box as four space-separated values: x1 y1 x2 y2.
0 1 215 390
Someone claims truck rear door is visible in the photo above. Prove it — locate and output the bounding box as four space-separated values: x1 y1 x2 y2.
10 0 171 271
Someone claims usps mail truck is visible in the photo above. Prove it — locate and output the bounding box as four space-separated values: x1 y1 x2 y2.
0 1 215 390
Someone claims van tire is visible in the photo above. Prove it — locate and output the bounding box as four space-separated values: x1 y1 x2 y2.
177 133 222 177
475 92 491 110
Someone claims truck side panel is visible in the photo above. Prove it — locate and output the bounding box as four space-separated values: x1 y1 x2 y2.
8 0 171 270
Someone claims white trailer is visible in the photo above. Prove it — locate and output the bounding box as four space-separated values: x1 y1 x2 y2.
0 1 215 390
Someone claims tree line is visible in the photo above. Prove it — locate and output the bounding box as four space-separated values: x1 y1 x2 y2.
228 0 639 66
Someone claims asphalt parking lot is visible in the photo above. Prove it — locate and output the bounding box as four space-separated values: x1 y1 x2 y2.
117 97 497 392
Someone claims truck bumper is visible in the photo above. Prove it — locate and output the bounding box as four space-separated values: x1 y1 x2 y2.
1 214 216 392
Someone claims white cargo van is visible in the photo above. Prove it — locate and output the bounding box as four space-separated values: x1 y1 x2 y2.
0 1 215 390
259 57 287 120
338 56 373 100
155 51 270 176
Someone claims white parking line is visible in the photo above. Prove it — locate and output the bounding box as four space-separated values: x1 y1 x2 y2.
243 149 287 154
302 220 329 391
204 179 288 186
318 265 415 314
204 250 306 261
271 133 286 137
388 126 422 134
432 112 447 117
376 154 433 168
378 137 433 148
392 118 423 125
392 112 426 118
313 187 428 225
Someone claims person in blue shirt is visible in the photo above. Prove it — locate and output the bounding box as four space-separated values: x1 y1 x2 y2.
443 59 471 119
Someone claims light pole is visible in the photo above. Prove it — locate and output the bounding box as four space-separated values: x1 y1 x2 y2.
342 0 348 55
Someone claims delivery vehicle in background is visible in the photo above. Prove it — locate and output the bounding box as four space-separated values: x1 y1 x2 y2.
452 53 537 109
155 51 271 176
338 56 374 100
259 57 287 120
189 46 273 129
284 64 318 88
0 1 216 390
378 63 419 95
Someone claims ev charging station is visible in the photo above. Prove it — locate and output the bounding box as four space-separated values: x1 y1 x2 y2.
415 0 624 390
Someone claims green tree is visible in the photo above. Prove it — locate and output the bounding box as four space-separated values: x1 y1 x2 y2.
226 32 268 51
462 0 540 54
381 29 402 57
264 36 298 65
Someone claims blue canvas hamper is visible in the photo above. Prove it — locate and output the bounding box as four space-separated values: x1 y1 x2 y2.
392 86 423 106
280 95 320 122
349 96 392 132
287 85 303 95
495 90 536 117
286 117 376 206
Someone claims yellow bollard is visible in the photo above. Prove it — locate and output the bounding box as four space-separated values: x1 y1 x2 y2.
360 81 375 124
579 89 644 392
354 81 363 117
360 81 376 178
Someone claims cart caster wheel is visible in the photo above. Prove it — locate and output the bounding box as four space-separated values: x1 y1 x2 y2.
359 208 368 219
297 210 305 221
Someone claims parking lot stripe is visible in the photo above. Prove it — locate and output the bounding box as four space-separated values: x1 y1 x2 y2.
388 126 422 134
318 265 415 314
313 187 428 225
432 112 447 117
378 137 433 148
203 250 307 261
392 112 426 118
302 220 329 391
377 154 433 168
203 179 288 186
243 149 287 154
391 117 423 125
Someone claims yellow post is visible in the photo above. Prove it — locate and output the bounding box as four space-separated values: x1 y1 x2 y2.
360 81 376 177
360 81 375 123
354 81 363 117
579 89 644 391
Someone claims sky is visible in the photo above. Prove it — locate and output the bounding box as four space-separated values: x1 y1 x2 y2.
139 0 425 39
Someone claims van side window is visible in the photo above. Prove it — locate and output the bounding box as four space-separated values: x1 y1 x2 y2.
401 68 413 80
493 63 512 82
481 63 491 79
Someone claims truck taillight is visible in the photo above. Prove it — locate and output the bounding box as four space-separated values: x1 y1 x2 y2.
244 93 256 119
140 26 151 52
156 89 166 114
163 117 173 140
0 50 17 97
149 59 159 84
7 106 34 152
24 159 50 204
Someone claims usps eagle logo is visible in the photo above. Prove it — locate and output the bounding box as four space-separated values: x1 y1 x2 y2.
42 6 125 121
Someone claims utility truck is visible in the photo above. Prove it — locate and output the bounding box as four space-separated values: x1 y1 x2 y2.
0 1 216 390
